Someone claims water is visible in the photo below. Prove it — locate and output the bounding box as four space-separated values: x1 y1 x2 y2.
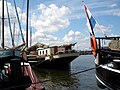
33 55 108 90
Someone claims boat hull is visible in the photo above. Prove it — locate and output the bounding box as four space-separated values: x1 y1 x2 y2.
0 76 31 90
34 53 79 70
95 64 120 89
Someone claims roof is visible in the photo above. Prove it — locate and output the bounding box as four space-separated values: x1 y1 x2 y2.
26 42 77 51
26 43 49 51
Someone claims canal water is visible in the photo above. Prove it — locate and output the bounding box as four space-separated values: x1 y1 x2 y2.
33 55 108 90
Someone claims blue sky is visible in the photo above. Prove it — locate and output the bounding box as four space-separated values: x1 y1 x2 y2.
0 0 120 50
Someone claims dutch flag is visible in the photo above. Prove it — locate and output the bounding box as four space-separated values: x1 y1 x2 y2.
82 1 98 57
83 1 97 37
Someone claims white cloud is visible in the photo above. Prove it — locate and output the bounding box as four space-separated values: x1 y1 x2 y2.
29 3 72 47
94 24 112 34
67 30 74 37
0 2 71 48
38 3 46 10
86 21 112 35
113 11 120 16
109 4 117 8
31 3 71 33
63 35 73 42
32 32 58 44
63 30 82 43
0 1 26 47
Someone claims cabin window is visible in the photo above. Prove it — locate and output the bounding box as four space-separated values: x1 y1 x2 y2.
46 50 47 54
40 51 41 55
43 51 44 55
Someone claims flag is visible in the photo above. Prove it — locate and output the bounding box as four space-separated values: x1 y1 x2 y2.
83 1 97 36
82 1 97 57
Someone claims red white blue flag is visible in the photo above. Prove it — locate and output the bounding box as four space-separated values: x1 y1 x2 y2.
82 1 98 57
83 1 97 36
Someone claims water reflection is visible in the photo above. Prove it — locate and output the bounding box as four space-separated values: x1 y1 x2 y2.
32 55 108 90
33 67 80 90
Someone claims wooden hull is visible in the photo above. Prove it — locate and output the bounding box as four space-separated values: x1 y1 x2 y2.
0 76 31 90
27 56 45 65
0 50 44 90
0 51 32 90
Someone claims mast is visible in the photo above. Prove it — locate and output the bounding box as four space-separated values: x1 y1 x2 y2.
26 0 29 47
13 23 15 47
2 0 4 48
30 27 32 46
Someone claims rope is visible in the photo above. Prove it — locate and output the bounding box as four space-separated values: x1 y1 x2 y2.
40 67 98 83
15 0 25 46
13 0 25 43
6 0 14 47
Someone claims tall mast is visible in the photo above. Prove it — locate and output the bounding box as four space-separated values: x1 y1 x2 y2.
30 27 32 46
26 0 29 47
2 0 4 48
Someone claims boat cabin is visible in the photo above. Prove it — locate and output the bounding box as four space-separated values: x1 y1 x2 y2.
37 44 74 56
37 46 65 56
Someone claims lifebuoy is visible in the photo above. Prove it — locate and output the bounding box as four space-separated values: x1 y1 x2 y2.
90 35 97 57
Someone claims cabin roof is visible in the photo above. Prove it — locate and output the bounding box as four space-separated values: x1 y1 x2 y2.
26 43 49 51
26 42 77 51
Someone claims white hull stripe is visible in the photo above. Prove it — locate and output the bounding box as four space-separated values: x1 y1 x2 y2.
100 65 120 74
95 74 113 90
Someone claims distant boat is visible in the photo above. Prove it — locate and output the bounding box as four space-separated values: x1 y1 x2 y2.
26 43 79 70
83 1 120 89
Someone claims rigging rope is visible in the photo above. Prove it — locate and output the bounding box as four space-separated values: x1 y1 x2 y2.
6 0 14 47
13 0 25 44
15 0 25 46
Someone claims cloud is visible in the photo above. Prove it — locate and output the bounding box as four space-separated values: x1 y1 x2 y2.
0 1 26 26
70 1 120 20
0 1 71 48
31 3 71 33
86 20 112 35
0 1 26 47
94 24 112 34
109 4 117 8
63 30 82 42
113 11 120 16
32 32 58 45
29 3 72 46
31 29 90 50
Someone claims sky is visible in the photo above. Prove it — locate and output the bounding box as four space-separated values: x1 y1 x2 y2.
0 0 120 50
